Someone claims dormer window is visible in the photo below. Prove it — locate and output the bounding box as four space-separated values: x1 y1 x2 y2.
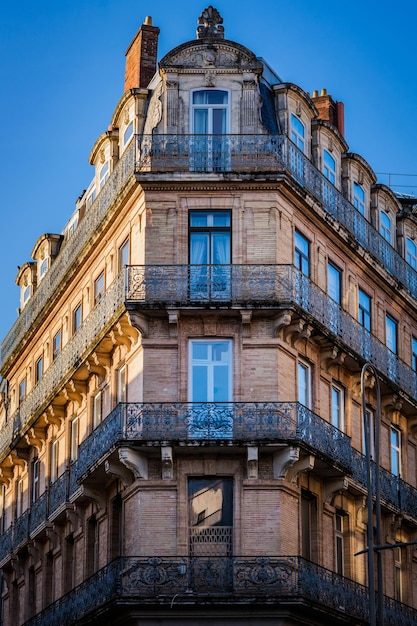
23 285 31 304
353 182 365 215
123 122 133 146
380 210 392 244
39 258 48 279
290 113 305 152
67 214 78 239
191 90 229 134
323 150 336 184
99 161 110 190
86 187 96 208
406 237 417 269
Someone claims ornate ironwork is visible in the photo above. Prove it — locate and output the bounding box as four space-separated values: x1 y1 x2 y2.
49 471 69 516
126 263 417 406
1 143 135 368
1 272 125 463
135 134 417 301
23 555 417 626
29 491 47 535
13 509 29 549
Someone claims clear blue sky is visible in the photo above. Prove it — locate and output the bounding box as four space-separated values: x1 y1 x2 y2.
1 0 416 344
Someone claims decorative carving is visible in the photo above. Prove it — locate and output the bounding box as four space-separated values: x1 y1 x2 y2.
240 310 252 338
168 310 179 338
273 446 300 479
286 454 314 484
323 477 348 504
320 345 346 372
25 427 45 452
105 459 133 487
128 311 149 337
161 446 173 479
205 70 216 87
247 446 258 479
118 447 148 480
197 6 224 40
273 310 292 337
79 485 106 510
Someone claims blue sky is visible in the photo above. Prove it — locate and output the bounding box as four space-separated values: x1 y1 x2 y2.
1 0 416 344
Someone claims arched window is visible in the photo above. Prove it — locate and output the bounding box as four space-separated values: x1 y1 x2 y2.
380 210 392 243
323 150 336 184
406 237 417 269
290 113 305 152
353 182 365 215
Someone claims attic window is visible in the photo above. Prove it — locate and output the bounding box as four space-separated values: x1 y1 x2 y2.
99 161 110 190
39 258 48 279
123 122 133 146
23 285 31 304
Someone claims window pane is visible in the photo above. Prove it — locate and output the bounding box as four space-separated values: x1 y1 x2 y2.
294 231 309 276
328 262 341 303
380 211 392 243
193 90 228 105
386 315 397 353
358 289 371 330
298 362 311 408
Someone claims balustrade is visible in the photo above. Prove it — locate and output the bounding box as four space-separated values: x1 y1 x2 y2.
24 555 417 626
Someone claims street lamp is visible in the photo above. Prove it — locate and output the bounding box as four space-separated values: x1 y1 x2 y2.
361 363 383 626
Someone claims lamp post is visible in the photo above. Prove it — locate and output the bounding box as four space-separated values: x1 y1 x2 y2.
361 363 383 626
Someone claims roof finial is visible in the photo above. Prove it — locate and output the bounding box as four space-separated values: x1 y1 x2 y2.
197 6 224 39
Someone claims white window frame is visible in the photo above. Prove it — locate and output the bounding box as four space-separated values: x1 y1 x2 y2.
53 329 62 361
99 161 110 190
380 210 392 244
335 512 345 575
73 303 82 334
353 181 365 215
394 546 403 602
297 360 312 409
323 149 336 184
385 314 398 354
188 339 233 403
39 258 48 279
94 272 105 306
327 261 341 303
331 384 344 431
290 113 305 152
390 426 401 477
358 288 371 331
118 238 130 272
93 391 102 429
294 230 310 276
123 121 134 146
190 89 230 134
406 237 417 269
50 440 59 484
31 458 40 503
70 418 79 462
35 356 43 383
16 478 24 518
117 365 127 403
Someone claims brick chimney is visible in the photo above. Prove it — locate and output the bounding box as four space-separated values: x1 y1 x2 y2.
312 89 345 137
124 16 160 91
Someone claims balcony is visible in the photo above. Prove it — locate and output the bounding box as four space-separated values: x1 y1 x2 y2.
76 402 417 520
126 264 417 405
0 463 79 566
136 134 417 300
0 143 135 370
23 555 417 626
0 273 125 463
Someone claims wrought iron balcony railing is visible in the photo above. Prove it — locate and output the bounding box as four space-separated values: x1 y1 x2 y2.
126 264 417 404
0 142 135 369
23 555 417 626
0 462 79 566
136 134 417 301
75 402 417 520
0 273 125 464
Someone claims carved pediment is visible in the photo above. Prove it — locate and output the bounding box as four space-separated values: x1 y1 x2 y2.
160 41 263 73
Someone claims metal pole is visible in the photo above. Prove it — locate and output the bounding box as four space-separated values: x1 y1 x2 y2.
361 363 383 626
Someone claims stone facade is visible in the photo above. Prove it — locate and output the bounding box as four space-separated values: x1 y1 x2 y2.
1 7 417 626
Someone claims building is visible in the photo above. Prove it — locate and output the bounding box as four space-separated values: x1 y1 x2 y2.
1 5 417 625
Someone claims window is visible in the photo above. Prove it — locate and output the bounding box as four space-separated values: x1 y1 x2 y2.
50 440 59 483
188 477 233 557
123 121 133 146
93 391 102 429
358 289 371 331
86 187 96 208
191 90 229 171
52 330 62 361
19 378 26 405
35 356 43 384
412 336 417 370
380 211 392 244
67 214 78 239
191 90 229 134
290 113 305 152
394 546 404 602
70 418 79 462
0 484 6 533
117 365 127 403
189 340 232 403
353 182 365 215
94 272 105 305
323 150 336 184
331 384 344 430
31 458 40 503
73 303 82 334
363 409 375 460
386 314 397 354
39 258 48 279
301 490 317 561
99 161 109 190
23 285 31 304
335 512 345 575
297 361 311 409
189 211 231 299
118 238 130 272
294 231 309 276
390 426 401 477
16 479 24 518
406 237 417 269
327 262 341 303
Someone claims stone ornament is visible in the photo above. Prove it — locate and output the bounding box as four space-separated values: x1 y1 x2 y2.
197 6 224 40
